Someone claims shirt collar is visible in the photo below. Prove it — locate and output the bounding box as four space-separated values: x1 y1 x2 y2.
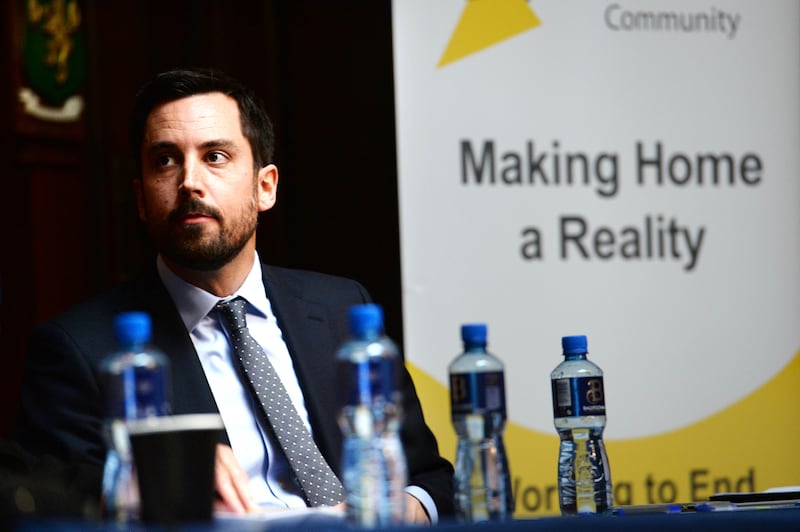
157 252 268 333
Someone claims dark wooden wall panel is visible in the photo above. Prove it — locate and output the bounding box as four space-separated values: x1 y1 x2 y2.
271 1 402 341
2 0 94 434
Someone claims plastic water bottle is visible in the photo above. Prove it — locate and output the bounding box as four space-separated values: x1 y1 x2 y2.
551 335 612 515
99 312 170 521
336 304 407 527
449 323 513 522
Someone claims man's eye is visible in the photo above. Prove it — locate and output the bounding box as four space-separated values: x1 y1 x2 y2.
207 151 230 164
156 154 176 167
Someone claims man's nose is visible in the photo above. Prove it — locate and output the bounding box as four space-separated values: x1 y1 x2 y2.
179 159 205 196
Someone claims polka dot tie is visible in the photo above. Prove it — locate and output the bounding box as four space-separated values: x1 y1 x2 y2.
215 297 344 506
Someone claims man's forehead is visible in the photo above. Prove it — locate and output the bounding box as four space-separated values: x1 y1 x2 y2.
144 93 243 142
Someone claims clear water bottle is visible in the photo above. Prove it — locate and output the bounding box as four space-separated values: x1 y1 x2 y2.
551 335 612 515
449 323 513 522
336 304 407 527
100 312 170 521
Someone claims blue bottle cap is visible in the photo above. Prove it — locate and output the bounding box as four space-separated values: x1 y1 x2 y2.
461 323 487 345
562 335 588 355
115 312 152 345
349 304 384 338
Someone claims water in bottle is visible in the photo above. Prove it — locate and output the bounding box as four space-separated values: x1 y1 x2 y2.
100 311 170 521
449 323 513 522
551 335 612 515
336 304 407 527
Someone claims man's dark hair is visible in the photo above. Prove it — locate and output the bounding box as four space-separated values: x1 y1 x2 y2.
130 67 275 171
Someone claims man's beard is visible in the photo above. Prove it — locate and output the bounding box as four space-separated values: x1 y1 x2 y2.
149 197 258 271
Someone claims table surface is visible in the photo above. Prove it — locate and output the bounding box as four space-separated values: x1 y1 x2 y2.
10 505 800 532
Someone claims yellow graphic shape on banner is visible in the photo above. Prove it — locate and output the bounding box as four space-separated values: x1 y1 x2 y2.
438 0 541 68
408 350 800 517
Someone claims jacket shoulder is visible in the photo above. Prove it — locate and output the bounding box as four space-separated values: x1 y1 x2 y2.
261 264 371 302
35 274 168 365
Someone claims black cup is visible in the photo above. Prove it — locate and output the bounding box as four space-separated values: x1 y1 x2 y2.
127 414 223 524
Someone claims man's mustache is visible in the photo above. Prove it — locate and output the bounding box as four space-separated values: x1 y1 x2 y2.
168 199 222 224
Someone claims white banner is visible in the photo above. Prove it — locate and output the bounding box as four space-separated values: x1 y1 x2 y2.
393 0 800 515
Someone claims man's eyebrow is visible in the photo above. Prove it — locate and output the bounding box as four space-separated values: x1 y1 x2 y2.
145 139 238 154
200 139 237 151
145 140 177 154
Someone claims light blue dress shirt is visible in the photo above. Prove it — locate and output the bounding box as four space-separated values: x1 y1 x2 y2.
158 254 307 508
156 253 438 520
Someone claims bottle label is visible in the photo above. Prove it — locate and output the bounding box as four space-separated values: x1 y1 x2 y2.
552 376 605 417
338 357 399 407
106 366 169 419
450 371 506 417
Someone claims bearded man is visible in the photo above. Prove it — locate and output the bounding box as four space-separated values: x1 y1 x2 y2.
12 68 453 524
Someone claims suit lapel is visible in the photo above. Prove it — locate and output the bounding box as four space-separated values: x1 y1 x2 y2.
137 272 219 416
261 266 343 472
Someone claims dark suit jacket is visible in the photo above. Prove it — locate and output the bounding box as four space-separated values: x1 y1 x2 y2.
12 264 454 515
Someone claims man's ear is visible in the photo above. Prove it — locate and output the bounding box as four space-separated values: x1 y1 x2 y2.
257 164 278 212
133 179 147 222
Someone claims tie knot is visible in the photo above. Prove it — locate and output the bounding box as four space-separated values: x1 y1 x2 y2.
216 296 248 330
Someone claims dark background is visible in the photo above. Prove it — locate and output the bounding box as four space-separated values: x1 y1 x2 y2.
0 0 403 436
